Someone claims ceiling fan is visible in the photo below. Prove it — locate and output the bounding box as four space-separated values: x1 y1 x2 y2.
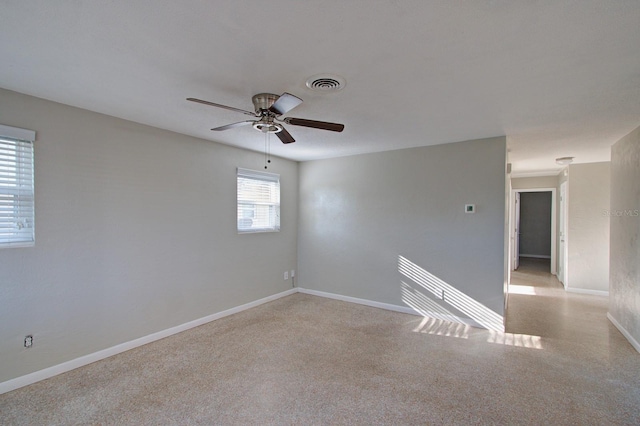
187 92 344 144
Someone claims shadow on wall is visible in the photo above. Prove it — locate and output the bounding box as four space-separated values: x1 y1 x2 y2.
398 255 504 332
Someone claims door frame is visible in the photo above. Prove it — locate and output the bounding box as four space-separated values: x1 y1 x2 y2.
510 187 557 275
558 181 568 287
513 192 520 270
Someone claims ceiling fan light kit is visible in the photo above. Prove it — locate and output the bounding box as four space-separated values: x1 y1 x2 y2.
555 156 574 166
253 121 283 134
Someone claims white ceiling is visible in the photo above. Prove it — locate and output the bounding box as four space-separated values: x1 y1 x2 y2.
1 1 639 176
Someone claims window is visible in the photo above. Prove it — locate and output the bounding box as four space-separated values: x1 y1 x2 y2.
237 168 280 233
0 124 35 247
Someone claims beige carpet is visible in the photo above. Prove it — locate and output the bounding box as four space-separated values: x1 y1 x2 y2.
1 264 639 424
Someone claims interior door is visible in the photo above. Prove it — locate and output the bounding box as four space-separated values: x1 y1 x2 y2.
513 192 520 270
558 182 567 285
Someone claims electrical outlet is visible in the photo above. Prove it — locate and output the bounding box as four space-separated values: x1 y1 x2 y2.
291 269 295 278
24 335 33 348
284 271 289 280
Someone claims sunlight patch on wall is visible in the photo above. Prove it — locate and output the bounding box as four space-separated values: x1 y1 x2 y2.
399 255 504 332
401 281 462 323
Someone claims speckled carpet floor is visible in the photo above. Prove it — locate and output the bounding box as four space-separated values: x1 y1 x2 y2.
1 259 639 425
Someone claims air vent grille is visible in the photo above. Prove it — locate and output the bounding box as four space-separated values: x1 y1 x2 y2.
305 74 345 91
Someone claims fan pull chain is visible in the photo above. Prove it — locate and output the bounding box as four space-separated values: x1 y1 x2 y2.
264 131 268 169
263 131 272 169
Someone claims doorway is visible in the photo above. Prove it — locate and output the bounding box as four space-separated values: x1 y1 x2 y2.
511 188 557 275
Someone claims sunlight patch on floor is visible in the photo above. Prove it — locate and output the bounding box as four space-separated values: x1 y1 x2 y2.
409 317 544 349
508 285 538 295
411 317 471 339
486 330 543 349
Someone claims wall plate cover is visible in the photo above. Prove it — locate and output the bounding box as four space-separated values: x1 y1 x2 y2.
465 204 476 214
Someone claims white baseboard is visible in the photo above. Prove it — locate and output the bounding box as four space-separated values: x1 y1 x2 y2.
607 312 640 354
519 254 551 259
297 288 488 330
0 288 297 395
566 287 609 297
560 279 567 290
298 287 417 315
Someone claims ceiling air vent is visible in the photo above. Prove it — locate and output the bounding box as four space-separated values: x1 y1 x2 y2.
305 74 346 92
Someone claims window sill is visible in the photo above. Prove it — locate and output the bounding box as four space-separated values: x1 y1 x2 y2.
238 229 280 234
0 241 35 249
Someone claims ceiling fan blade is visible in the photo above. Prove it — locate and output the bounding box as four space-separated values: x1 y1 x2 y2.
187 98 257 116
276 127 296 144
283 117 344 132
211 121 254 131
269 92 303 115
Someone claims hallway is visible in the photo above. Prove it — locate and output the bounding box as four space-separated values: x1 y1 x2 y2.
506 257 639 423
508 257 613 340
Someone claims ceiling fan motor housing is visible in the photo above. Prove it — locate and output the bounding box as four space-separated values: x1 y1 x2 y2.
252 93 280 114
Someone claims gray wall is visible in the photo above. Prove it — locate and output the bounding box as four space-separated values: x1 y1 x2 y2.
0 88 298 383
566 162 610 292
298 137 507 327
609 125 640 349
519 192 552 258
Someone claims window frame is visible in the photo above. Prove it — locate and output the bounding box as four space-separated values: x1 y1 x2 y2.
237 167 281 234
0 124 36 248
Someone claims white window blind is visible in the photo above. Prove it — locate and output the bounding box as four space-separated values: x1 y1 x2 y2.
237 167 280 233
0 125 36 247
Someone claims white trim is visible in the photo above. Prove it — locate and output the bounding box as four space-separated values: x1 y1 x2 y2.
237 167 279 182
0 124 36 141
237 228 281 234
0 241 35 250
558 181 568 288
298 287 416 314
297 288 490 330
519 254 551 259
607 313 640 353
565 287 609 297
511 170 561 178
0 288 297 395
